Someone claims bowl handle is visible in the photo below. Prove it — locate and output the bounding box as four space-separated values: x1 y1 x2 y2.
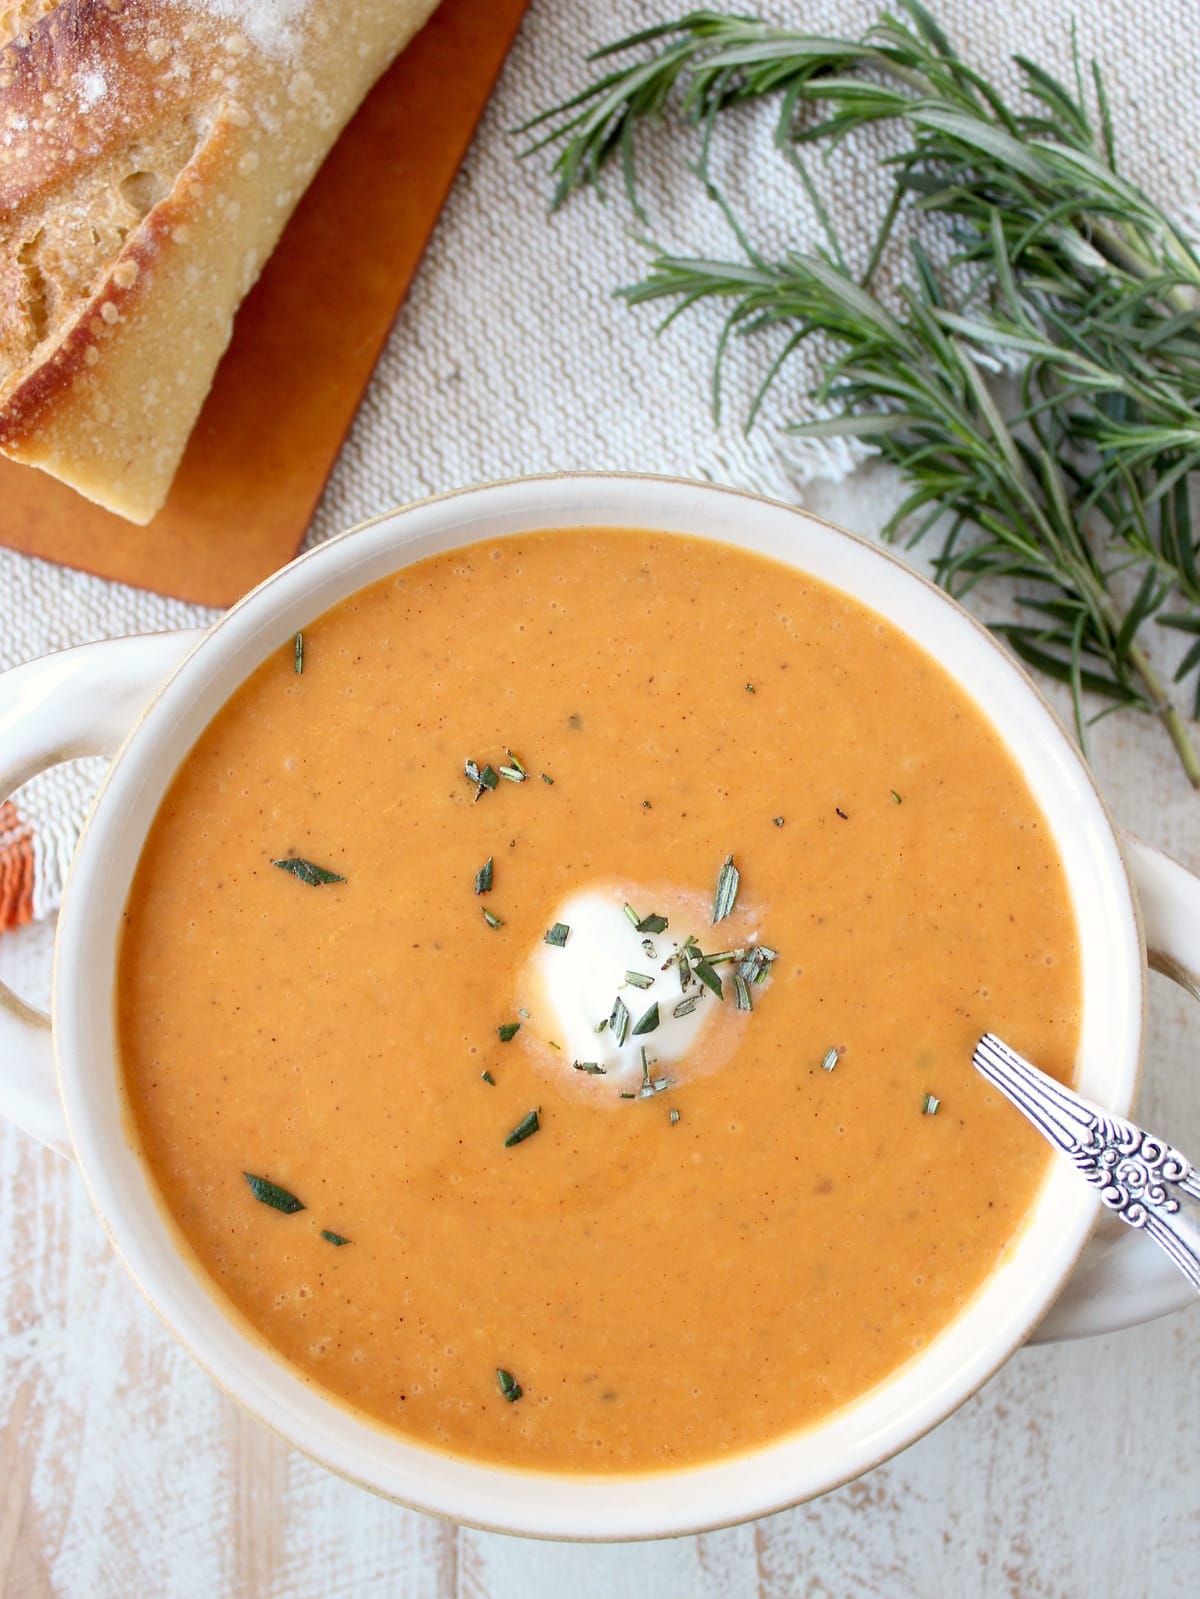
1031 834 1200 1342
0 631 204 1158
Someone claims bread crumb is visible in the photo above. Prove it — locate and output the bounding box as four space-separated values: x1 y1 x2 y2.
112 259 139 289
146 38 170 62
84 346 100 366
100 301 119 324
237 150 258 174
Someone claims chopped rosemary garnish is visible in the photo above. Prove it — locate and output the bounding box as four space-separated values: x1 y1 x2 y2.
271 858 345 887
692 958 723 1000
619 1091 637 1099
541 773 554 785
625 970 654 989
737 945 777 986
548 1040 561 1050
498 1022 521 1042
609 995 631 1046
499 764 526 784
482 907 504 929
923 1093 941 1116
640 1047 651 1089
475 856 494 895
595 1017 609 1033
497 1368 523 1402
630 1001 660 1037
641 937 657 958
243 1173 305 1213
773 816 785 828
465 759 500 799
821 1048 839 1073
482 1070 496 1085
544 921 571 947
836 807 849 821
636 912 669 934
573 1060 607 1074
732 973 752 1012
891 791 903 805
669 1107 681 1125
504 1109 540 1147
673 995 700 1019
745 682 755 693
712 855 739 923
320 1230 350 1246
504 749 527 778
623 902 641 927
293 632 304 674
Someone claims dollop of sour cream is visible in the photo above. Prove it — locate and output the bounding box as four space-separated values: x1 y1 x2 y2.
525 886 730 1092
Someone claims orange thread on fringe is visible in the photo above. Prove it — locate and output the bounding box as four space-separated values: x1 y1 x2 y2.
0 800 35 931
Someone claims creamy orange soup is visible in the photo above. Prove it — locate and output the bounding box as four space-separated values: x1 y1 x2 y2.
117 528 1080 1473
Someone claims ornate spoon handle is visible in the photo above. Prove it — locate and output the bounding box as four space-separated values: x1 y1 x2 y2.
973 1034 1200 1296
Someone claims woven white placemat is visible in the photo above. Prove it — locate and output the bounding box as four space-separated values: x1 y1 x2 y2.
2 0 1195 924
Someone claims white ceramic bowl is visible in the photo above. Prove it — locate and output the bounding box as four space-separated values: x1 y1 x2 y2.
2 474 1198 1540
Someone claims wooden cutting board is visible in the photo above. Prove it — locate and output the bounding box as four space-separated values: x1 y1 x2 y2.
0 0 530 608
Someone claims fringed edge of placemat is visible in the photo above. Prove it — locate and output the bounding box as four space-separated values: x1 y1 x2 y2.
0 799 35 931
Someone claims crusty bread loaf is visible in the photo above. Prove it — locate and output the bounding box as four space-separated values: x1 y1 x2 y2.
0 0 438 523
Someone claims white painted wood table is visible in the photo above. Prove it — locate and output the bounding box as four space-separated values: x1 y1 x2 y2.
3 0 1200 1585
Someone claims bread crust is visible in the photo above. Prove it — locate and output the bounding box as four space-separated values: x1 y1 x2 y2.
0 0 439 523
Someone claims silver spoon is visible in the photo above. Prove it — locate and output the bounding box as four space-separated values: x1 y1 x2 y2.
973 1034 1200 1295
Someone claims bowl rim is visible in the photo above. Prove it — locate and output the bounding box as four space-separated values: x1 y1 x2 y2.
51 470 1143 1540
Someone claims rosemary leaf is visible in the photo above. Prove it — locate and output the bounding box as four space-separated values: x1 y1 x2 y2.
504 1109 540 1147
498 1022 521 1042
573 1060 607 1074
544 921 571 947
243 1173 304 1213
923 1093 942 1116
497 1368 523 1402
320 1230 350 1246
732 973 752 1012
625 970 655 989
693 957 724 1000
636 912 669 934
610 995 631 1046
712 855 739 923
475 856 494 895
631 1001 661 1037
822 1048 839 1073
293 632 304 674
272 858 344 887
482 907 504 929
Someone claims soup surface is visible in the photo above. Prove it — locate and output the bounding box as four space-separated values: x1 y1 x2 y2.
118 528 1081 1473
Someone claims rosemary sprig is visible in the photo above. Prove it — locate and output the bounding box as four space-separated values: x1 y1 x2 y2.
525 2 1200 782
